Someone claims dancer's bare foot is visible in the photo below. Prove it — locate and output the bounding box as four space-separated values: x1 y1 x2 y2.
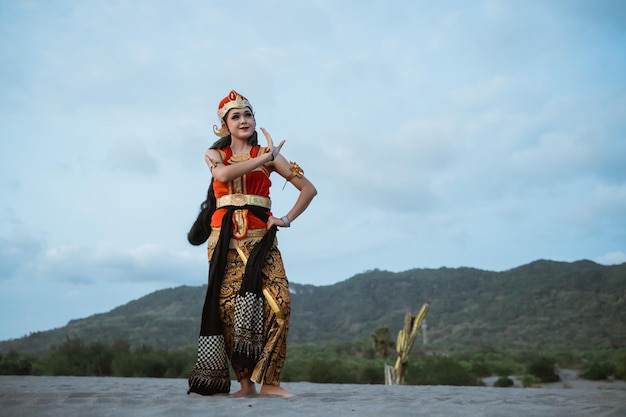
231 379 257 397
259 384 293 397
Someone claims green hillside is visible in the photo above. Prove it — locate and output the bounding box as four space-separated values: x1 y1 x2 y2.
290 259 626 351
1 259 624 355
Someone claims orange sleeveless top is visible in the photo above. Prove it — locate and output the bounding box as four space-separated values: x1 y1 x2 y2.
210 146 272 237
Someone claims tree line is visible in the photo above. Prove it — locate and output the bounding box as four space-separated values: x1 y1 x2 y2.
1 335 625 387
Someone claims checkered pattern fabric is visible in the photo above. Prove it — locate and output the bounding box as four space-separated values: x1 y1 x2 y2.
235 292 264 337
187 335 230 395
197 335 229 368
232 292 264 367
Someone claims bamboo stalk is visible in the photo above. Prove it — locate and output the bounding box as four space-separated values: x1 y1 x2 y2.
394 303 429 385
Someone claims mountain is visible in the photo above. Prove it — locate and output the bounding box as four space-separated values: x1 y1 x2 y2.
292 259 626 351
1 259 624 355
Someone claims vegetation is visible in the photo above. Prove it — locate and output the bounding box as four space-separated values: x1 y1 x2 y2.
526 355 560 383
0 259 624 387
2 260 624 357
616 351 626 380
494 376 514 387
0 336 196 378
1 336 624 387
371 327 394 360
0 350 33 375
290 260 626 352
581 361 616 380
521 374 541 388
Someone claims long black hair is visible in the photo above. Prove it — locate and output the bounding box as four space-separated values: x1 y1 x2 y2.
187 180 216 245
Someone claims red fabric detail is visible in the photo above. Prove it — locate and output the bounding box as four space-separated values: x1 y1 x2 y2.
211 146 272 232
218 90 249 112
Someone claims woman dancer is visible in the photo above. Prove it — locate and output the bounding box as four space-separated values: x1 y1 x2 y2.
187 90 317 397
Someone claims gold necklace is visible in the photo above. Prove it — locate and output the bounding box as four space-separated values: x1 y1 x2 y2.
229 146 251 163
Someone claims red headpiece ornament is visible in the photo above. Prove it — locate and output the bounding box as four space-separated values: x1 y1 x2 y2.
217 90 253 120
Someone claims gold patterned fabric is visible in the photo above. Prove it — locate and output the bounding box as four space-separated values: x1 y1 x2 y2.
216 238 290 385
188 206 277 395
188 142 290 395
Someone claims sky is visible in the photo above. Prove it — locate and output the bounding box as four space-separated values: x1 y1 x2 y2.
1 0 625 341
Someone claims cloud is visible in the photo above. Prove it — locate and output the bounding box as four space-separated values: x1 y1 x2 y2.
104 139 159 175
0 231 42 280
563 183 626 238
594 251 626 266
1 229 204 287
1 0 625 341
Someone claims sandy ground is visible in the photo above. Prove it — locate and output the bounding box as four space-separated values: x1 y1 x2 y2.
1 375 625 417
483 368 626 390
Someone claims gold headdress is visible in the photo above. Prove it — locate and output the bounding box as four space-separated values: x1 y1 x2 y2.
217 90 253 120
213 90 254 137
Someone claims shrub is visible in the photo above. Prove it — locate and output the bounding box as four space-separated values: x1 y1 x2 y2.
521 374 541 388
526 355 560 383
494 376 514 387
358 361 385 384
616 352 626 380
0 351 33 375
489 361 517 377
469 360 491 378
581 361 616 380
407 356 481 386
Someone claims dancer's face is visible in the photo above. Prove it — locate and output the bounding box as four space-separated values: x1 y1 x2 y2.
225 107 255 140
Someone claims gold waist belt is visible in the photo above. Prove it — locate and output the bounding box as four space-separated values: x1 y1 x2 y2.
208 228 271 250
216 193 271 209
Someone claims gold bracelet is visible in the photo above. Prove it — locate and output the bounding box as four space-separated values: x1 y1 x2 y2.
286 161 304 181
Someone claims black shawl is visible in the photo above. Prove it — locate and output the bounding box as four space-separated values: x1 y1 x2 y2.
187 203 276 395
